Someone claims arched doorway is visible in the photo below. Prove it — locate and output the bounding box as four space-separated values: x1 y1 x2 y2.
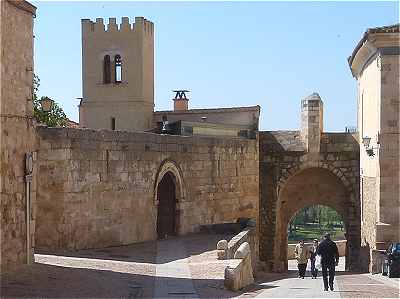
154 160 186 239
156 172 177 239
273 167 359 272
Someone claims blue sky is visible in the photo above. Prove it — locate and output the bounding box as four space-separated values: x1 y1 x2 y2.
32 1 398 131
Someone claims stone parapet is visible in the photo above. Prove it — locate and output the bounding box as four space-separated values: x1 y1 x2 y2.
224 242 254 291
82 17 153 35
212 219 258 274
287 240 347 260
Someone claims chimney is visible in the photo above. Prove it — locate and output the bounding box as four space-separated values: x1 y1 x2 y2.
173 90 189 111
300 92 324 153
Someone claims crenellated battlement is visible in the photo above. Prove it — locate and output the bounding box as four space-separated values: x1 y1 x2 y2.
82 17 154 35
81 15 155 131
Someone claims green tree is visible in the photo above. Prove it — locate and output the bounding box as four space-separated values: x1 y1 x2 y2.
32 75 68 127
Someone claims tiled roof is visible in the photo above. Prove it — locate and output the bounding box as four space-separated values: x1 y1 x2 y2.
154 105 260 115
7 0 36 16
66 119 79 128
368 24 400 34
348 23 400 67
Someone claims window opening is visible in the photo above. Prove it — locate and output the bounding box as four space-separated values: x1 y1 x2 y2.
115 55 122 83
103 55 111 84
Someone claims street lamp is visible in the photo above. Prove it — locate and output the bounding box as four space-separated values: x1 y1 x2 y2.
362 136 379 157
362 136 371 148
39 97 54 112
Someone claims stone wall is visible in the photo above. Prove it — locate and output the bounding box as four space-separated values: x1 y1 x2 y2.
361 177 377 249
378 53 400 238
287 240 347 259
349 24 400 272
0 0 36 274
35 127 259 251
360 176 378 272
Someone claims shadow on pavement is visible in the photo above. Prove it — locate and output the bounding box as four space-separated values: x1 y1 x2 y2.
1 262 154 298
35 233 231 265
1 261 272 299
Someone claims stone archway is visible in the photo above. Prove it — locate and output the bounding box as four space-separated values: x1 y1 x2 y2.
153 160 185 238
273 167 359 272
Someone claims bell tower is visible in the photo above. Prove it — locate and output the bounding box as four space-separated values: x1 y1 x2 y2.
79 17 154 131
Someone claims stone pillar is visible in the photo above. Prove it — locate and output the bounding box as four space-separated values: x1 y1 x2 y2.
301 93 323 153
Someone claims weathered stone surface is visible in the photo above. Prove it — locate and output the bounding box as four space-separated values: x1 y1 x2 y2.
234 242 251 259
217 239 228 250
348 24 400 272
259 97 361 273
0 0 37 274
217 239 228 260
79 17 154 132
217 250 227 260
35 128 259 251
224 242 254 291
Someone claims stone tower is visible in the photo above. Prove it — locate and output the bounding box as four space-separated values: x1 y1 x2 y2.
300 92 323 152
79 17 154 131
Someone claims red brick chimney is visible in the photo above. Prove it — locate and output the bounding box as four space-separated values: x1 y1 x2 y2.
173 90 189 111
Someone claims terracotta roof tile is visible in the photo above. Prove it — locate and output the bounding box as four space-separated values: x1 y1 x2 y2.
348 23 400 67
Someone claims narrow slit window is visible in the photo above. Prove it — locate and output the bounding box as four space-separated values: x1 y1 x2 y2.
103 55 111 84
115 55 122 83
111 117 116 130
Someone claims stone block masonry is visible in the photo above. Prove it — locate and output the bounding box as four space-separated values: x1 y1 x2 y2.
258 99 361 272
80 16 154 132
35 127 259 251
0 0 37 274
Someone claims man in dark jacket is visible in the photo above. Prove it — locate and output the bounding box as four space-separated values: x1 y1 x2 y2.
310 239 319 278
316 233 339 291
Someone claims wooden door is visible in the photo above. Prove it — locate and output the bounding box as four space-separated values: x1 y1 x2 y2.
156 173 176 239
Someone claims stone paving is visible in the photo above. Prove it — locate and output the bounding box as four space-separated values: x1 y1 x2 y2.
154 238 197 298
336 273 399 298
252 258 399 298
0 234 237 298
1 234 399 298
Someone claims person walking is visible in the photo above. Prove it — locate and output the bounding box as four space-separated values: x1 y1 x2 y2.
309 239 319 279
316 233 339 291
294 240 309 278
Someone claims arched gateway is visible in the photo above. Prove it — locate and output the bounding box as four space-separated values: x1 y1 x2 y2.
154 160 185 239
259 94 361 272
275 167 357 271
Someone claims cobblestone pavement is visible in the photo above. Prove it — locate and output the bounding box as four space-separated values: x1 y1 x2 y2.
1 235 399 298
